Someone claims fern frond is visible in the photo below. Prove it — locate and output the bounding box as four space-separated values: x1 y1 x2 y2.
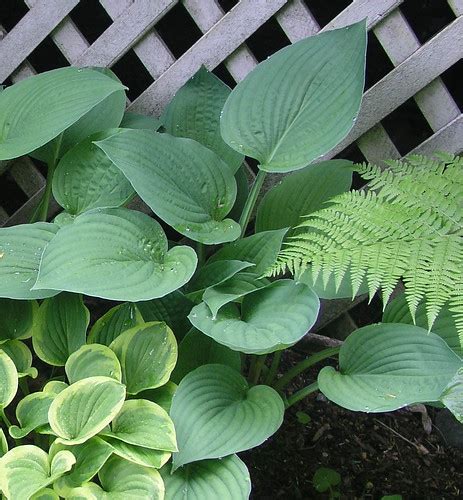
270 154 463 341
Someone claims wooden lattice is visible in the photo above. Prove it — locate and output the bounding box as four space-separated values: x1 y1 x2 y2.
0 0 462 332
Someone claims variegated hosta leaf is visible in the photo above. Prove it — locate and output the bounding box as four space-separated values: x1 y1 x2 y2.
33 208 197 301
161 455 251 500
50 437 113 497
440 367 463 423
171 364 284 470
95 130 240 244
9 391 54 439
109 322 177 394
137 382 177 413
65 344 122 384
189 280 320 354
103 437 171 469
1 340 37 378
0 350 18 409
66 455 165 499
43 380 69 396
318 323 462 412
87 302 144 346
30 488 59 500
101 399 177 452
0 428 8 457
0 299 38 343
32 293 89 366
0 446 75 500
48 376 126 445
0 222 59 300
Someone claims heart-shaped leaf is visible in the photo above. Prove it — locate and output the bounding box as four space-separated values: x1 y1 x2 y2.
170 364 284 469
103 437 171 469
101 399 177 452
207 228 288 275
0 67 125 160
50 437 113 496
65 344 122 384
172 328 241 384
0 222 59 300
9 391 54 439
1 340 37 378
137 291 194 342
53 130 135 215
43 380 68 396
120 111 161 131
30 488 59 500
161 66 243 173
0 428 8 457
109 322 177 394
87 302 144 346
33 208 198 301
161 454 251 500
32 293 89 366
0 350 18 409
95 130 240 244
48 376 126 445
220 22 366 172
383 294 462 356
256 160 353 232
189 280 320 354
0 446 75 500
318 323 462 412
0 299 38 342
440 367 463 423
66 456 164 499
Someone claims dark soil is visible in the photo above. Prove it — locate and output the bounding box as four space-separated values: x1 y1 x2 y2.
244 357 463 500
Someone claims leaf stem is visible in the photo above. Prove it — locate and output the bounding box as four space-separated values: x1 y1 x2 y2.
0 408 12 428
239 170 267 237
274 347 340 391
196 241 206 267
285 381 319 409
264 350 283 385
248 355 267 385
19 378 29 396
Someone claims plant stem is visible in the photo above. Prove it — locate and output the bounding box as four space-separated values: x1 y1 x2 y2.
285 381 319 409
239 170 267 237
19 378 29 395
274 346 340 391
264 351 282 385
0 408 12 428
248 355 267 385
196 241 206 267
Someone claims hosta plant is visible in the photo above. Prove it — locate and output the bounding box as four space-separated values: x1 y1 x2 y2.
0 19 462 499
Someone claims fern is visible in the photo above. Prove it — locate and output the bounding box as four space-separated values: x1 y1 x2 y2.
270 153 463 335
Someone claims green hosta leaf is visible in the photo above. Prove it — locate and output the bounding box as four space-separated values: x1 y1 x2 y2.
0 222 59 299
202 272 270 318
162 66 243 173
103 437 171 469
101 399 177 452
186 260 254 300
65 344 122 384
0 350 18 409
0 446 75 500
229 165 249 221
171 364 284 469
208 228 288 275
312 467 341 493
95 130 240 244
48 376 126 445
9 391 54 439
383 294 462 356
53 130 134 215
32 293 89 366
66 456 164 499
87 302 144 346
30 489 59 500
120 111 161 131
137 382 177 413
31 68 126 164
1 340 37 378
0 67 125 160
256 160 353 232
43 380 68 396
318 323 462 412
440 368 463 423
0 299 38 342
220 22 366 172
137 291 194 342
109 322 177 394
161 455 251 500
0 428 8 457
189 280 320 354
51 437 113 496
33 208 197 301
172 328 241 383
